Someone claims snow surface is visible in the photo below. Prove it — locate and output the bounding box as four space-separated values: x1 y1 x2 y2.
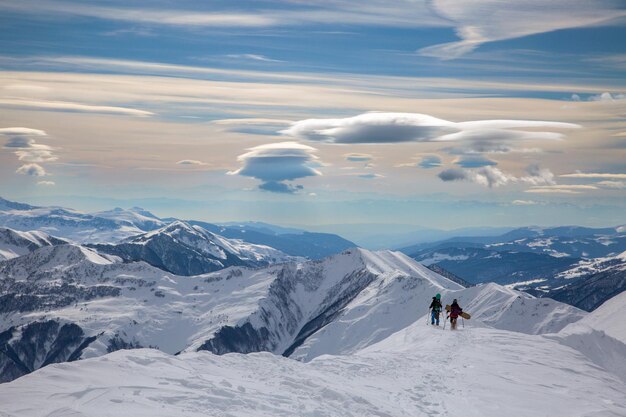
1 243 625 416
562 290 626 345
1 323 625 417
0 227 62 260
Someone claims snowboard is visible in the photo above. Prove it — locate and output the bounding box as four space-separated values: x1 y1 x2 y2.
445 304 471 319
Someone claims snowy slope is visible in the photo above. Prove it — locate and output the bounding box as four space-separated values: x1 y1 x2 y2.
0 227 66 261
545 251 626 311
90 221 295 275
0 246 590 383
1 323 625 417
91 207 166 231
0 198 144 243
561 290 626 345
292 271 584 361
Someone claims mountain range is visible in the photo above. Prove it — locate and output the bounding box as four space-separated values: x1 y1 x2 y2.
0 246 624 416
404 225 626 311
0 196 355 260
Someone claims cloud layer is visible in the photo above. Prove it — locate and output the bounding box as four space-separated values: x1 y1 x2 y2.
282 112 579 146
1 127 56 180
229 142 321 193
421 0 626 58
439 164 555 188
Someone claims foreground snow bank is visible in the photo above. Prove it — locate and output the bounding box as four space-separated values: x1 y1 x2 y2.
1 324 624 417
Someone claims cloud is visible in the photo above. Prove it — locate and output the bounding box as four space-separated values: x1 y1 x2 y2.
521 164 556 186
1 126 58 178
226 54 284 63
282 113 454 144
358 173 384 179
512 200 539 206
16 163 47 177
229 142 321 193
0 0 447 30
282 112 578 145
37 180 55 186
588 92 626 102
596 180 626 189
560 172 626 179
0 127 47 136
259 181 304 193
419 154 443 169
438 168 469 182
525 184 598 194
177 160 208 166
395 153 443 169
453 155 497 168
420 1 626 59
344 153 373 162
0 98 153 117
15 146 57 163
439 164 555 188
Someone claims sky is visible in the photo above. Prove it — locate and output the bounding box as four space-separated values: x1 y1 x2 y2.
0 0 625 230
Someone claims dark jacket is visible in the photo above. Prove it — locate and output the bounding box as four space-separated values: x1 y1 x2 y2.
429 298 442 312
450 302 462 318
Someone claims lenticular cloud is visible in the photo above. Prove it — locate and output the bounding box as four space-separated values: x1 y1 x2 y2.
281 112 579 145
229 142 321 193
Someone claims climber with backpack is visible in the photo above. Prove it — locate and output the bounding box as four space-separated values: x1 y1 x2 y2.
429 293 443 326
448 299 463 330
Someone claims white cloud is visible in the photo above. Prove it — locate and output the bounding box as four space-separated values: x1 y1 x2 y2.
37 180 56 186
560 172 626 179
0 0 448 29
0 127 47 136
453 155 497 168
512 200 539 206
420 0 626 59
596 180 626 189
1 126 58 178
0 98 153 117
16 163 47 177
439 166 515 188
588 92 626 102
15 146 58 163
418 154 443 169
524 188 581 195
358 173 384 179
344 153 374 162
520 164 556 186
439 164 555 188
226 54 284 63
177 160 208 166
282 112 578 145
229 142 321 193
525 184 598 194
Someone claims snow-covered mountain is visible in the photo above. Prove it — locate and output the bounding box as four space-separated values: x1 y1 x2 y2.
190 220 356 260
412 245 579 285
89 221 295 275
91 206 167 231
1 311 625 417
402 225 626 259
0 197 145 243
0 245 585 384
540 251 626 311
0 196 356 258
0 227 66 261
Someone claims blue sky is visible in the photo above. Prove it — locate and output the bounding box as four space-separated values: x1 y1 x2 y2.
0 0 625 229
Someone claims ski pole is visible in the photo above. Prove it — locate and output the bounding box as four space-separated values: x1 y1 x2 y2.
462 317 465 329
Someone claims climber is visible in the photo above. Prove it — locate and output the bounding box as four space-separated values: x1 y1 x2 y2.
429 293 443 326
448 299 463 330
